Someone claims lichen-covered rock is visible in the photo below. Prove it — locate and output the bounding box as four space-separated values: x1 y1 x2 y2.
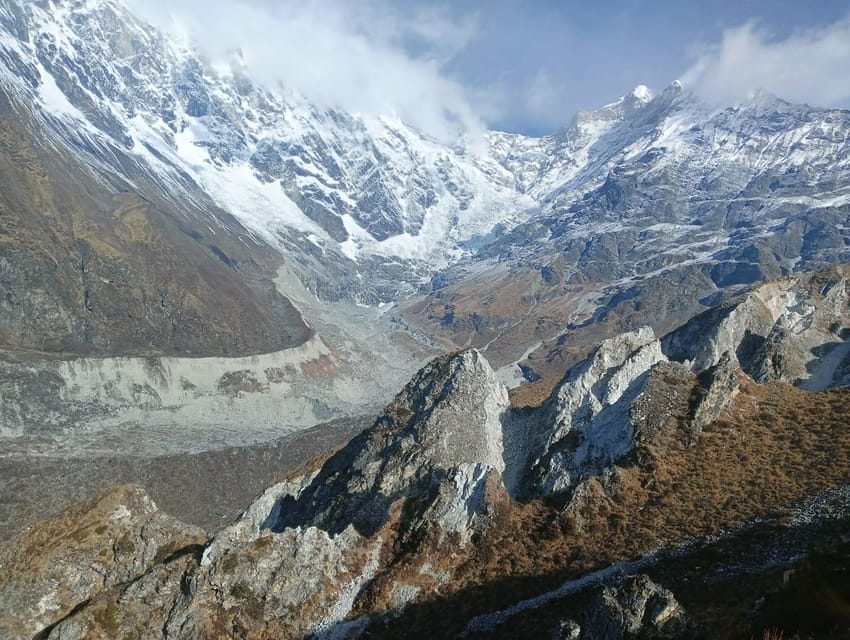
193 524 379 639
42 553 199 640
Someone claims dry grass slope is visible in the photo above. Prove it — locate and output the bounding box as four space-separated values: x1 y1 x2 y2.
374 378 850 637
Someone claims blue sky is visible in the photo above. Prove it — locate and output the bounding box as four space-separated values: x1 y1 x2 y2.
135 0 850 138
439 0 850 134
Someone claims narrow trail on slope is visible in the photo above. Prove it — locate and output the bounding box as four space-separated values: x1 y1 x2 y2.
461 553 659 636
480 297 540 354
462 481 850 636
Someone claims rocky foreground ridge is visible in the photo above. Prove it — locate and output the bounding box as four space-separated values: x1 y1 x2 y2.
3 266 850 638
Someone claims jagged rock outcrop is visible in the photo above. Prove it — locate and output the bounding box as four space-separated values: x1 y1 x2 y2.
261 349 510 537
753 273 850 390
663 266 850 389
0 485 206 640
662 287 779 374
579 575 690 640
177 351 510 637
525 327 667 496
517 268 850 499
167 351 511 638
6 350 512 639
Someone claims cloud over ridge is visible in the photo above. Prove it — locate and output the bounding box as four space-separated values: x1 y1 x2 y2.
128 0 850 137
128 0 483 141
683 17 850 108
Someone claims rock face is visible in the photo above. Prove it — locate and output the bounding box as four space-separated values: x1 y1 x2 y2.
526 327 667 496
580 575 690 640
168 351 513 638
690 352 741 436
0 485 206 640
174 352 509 638
663 266 850 389
262 349 510 537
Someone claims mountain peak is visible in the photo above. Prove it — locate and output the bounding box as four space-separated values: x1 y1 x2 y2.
629 84 653 103
380 349 509 474
661 79 684 97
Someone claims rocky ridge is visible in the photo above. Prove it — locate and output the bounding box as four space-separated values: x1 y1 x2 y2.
0 485 206 639
0 0 848 635
403 86 850 381
3 266 850 638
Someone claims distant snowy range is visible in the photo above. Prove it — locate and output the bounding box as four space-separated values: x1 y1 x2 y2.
3 0 847 303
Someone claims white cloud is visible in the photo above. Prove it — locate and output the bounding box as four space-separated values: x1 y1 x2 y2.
683 17 850 107
465 70 572 135
519 70 557 116
126 0 484 141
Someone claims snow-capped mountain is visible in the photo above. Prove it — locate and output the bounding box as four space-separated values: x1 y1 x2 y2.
1 0 849 356
474 80 850 299
402 80 850 379
4 4 850 634
0 0 535 299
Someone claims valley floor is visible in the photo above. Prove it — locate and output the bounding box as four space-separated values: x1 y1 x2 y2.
0 415 369 543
